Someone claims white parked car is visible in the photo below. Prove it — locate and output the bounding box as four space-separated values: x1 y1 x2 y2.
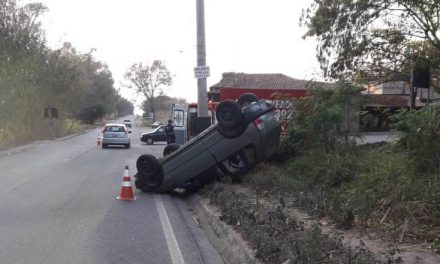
101 123 131 149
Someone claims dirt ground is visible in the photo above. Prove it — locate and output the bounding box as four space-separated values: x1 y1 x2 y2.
220 184 440 264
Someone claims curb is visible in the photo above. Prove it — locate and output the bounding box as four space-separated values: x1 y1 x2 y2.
188 195 262 264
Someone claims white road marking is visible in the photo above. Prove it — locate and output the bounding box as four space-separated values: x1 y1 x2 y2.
154 194 185 264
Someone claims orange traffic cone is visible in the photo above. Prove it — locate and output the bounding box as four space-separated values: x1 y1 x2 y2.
117 165 136 201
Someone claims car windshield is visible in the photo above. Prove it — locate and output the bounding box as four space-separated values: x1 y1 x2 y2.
153 126 164 132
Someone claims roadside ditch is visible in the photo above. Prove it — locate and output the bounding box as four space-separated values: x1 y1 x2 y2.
189 180 440 264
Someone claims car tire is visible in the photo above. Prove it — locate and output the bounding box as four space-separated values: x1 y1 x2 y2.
135 154 163 192
134 178 158 193
237 93 259 109
216 100 242 129
102 144 108 149
125 143 130 149
146 138 154 145
163 143 181 156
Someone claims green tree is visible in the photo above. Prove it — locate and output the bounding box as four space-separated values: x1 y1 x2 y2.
392 103 440 173
0 1 130 147
301 0 440 82
38 44 120 124
0 0 48 143
124 60 172 121
116 97 134 117
279 82 361 158
141 95 185 114
0 0 47 59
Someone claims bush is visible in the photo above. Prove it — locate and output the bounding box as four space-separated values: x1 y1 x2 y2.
276 82 362 160
391 104 440 174
260 82 440 245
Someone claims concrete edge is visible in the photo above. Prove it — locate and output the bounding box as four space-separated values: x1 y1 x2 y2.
188 194 262 264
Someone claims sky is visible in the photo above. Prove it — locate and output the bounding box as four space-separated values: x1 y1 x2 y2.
32 0 321 112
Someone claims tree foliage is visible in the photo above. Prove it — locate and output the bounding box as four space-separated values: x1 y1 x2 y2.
116 97 134 117
302 0 440 82
0 0 47 58
391 103 440 173
124 60 172 121
141 95 185 115
0 0 133 148
278 82 361 158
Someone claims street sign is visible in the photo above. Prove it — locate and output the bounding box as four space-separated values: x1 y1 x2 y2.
194 66 210 79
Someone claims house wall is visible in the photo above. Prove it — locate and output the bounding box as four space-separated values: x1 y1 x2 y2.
365 81 438 100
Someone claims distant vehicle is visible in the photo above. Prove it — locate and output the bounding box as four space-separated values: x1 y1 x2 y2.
123 119 132 128
101 123 131 149
171 101 219 145
140 125 167 145
151 121 165 128
134 96 281 193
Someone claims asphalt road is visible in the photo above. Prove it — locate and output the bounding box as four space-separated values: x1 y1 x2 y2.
0 117 224 264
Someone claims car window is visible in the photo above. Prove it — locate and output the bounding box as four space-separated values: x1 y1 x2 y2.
106 126 125 132
174 110 184 127
158 127 164 132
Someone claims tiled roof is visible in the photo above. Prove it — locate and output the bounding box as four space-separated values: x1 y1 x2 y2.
210 72 333 90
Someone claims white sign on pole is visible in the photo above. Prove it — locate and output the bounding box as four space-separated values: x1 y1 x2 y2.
194 66 210 79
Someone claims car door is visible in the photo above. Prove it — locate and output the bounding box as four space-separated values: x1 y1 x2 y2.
157 126 166 141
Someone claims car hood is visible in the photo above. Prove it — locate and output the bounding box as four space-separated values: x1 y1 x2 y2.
142 130 158 136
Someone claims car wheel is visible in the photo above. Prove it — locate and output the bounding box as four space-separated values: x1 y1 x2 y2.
134 178 156 193
135 154 163 192
163 143 181 156
102 144 108 149
146 138 154 145
216 100 242 129
125 143 130 149
222 147 256 177
237 93 259 109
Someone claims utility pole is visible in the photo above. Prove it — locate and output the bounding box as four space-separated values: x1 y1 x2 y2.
193 0 211 135
196 0 208 118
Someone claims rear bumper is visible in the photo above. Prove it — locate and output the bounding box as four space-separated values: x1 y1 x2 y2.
102 138 130 145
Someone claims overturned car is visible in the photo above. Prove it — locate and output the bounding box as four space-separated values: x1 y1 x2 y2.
134 96 281 193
